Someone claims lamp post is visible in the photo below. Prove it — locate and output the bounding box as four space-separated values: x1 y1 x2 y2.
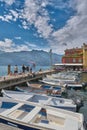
49 49 52 69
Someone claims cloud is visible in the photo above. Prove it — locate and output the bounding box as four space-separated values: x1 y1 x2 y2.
50 0 87 53
47 0 69 9
0 14 13 22
0 38 46 52
0 0 53 39
10 10 19 21
14 37 21 40
0 0 15 5
20 0 53 38
0 38 29 52
0 10 19 22
0 0 87 54
25 42 46 50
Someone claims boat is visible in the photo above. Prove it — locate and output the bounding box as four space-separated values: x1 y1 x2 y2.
1 89 76 112
46 71 79 81
64 83 84 90
39 78 63 86
15 82 62 97
39 76 77 87
0 97 85 130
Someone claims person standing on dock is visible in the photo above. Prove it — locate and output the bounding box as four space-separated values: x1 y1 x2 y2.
14 65 18 74
22 64 26 73
26 66 30 72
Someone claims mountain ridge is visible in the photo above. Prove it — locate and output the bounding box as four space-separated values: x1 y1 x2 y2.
0 50 62 66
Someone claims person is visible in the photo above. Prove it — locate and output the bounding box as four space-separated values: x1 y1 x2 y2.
26 66 29 72
30 67 32 73
39 68 42 72
14 65 18 74
22 64 26 73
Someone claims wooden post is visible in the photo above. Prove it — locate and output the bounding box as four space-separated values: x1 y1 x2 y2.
8 64 11 75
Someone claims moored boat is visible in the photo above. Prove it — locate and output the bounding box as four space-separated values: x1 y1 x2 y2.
64 83 84 90
15 82 62 97
0 97 85 130
1 89 76 112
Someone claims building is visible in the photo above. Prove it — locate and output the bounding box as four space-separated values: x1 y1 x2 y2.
62 48 83 64
83 43 87 69
53 43 87 71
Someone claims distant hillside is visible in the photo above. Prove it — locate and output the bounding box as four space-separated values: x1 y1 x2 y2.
0 50 62 66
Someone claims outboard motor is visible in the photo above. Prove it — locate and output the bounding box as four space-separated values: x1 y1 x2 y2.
82 82 87 90
75 98 84 112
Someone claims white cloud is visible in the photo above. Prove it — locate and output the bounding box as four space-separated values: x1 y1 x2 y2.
0 9 19 22
0 16 5 21
26 43 37 48
48 0 69 9
19 0 87 53
50 0 87 54
10 10 19 21
0 14 13 22
0 38 47 52
0 39 29 52
20 0 53 38
0 0 15 5
0 0 87 54
15 37 21 40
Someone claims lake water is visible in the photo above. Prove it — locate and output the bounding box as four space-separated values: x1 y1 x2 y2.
0 65 50 76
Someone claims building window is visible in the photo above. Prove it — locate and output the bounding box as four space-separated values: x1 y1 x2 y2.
79 59 82 63
73 58 76 63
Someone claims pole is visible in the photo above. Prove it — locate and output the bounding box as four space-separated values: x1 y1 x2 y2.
49 49 52 69
8 64 11 75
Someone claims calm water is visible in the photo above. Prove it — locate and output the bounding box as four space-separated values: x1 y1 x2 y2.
0 65 50 76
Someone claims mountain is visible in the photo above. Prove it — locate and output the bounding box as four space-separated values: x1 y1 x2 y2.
0 50 62 66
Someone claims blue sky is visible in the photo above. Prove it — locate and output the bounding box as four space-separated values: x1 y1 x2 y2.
0 0 87 54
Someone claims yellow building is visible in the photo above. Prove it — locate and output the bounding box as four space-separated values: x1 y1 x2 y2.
83 43 87 69
54 43 87 71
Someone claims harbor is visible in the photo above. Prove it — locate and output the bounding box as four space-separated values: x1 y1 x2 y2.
0 45 87 129
0 0 87 129
0 67 87 130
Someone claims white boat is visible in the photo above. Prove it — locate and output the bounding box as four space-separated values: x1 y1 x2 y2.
47 71 79 80
1 89 76 112
40 76 77 87
15 82 62 97
64 83 83 90
39 78 64 86
45 76 76 82
0 97 85 130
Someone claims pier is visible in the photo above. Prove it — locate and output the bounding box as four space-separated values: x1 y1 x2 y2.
0 69 56 90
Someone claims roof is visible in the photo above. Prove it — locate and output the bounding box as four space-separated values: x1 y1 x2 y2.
54 63 83 66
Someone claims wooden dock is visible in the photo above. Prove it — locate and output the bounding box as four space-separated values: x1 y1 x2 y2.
0 69 56 90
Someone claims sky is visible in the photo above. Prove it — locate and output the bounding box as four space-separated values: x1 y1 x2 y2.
0 0 87 54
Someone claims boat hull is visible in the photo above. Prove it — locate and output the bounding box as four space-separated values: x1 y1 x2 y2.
0 118 39 130
50 105 76 112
